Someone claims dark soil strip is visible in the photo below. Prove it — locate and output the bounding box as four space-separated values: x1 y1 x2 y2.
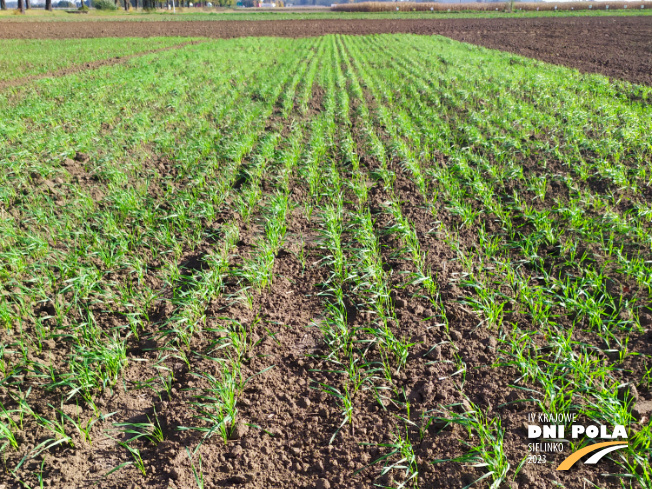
442 15 652 87
1 16 651 86
0 39 206 90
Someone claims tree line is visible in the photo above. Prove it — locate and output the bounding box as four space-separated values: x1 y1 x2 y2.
0 0 238 10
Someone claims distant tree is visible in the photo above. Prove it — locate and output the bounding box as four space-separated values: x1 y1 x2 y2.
1 0 6 10
17 0 24 12
45 0 52 10
94 0 117 8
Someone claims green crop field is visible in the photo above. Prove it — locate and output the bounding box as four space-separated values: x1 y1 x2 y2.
1 34 651 489
0 38 191 82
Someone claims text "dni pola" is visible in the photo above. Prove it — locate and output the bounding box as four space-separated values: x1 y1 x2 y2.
529 424 627 439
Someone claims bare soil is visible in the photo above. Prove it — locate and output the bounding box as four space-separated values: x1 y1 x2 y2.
1 16 651 86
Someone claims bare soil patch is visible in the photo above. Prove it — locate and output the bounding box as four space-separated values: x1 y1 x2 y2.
1 16 651 86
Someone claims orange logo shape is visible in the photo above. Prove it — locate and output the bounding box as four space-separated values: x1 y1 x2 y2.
556 441 629 471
